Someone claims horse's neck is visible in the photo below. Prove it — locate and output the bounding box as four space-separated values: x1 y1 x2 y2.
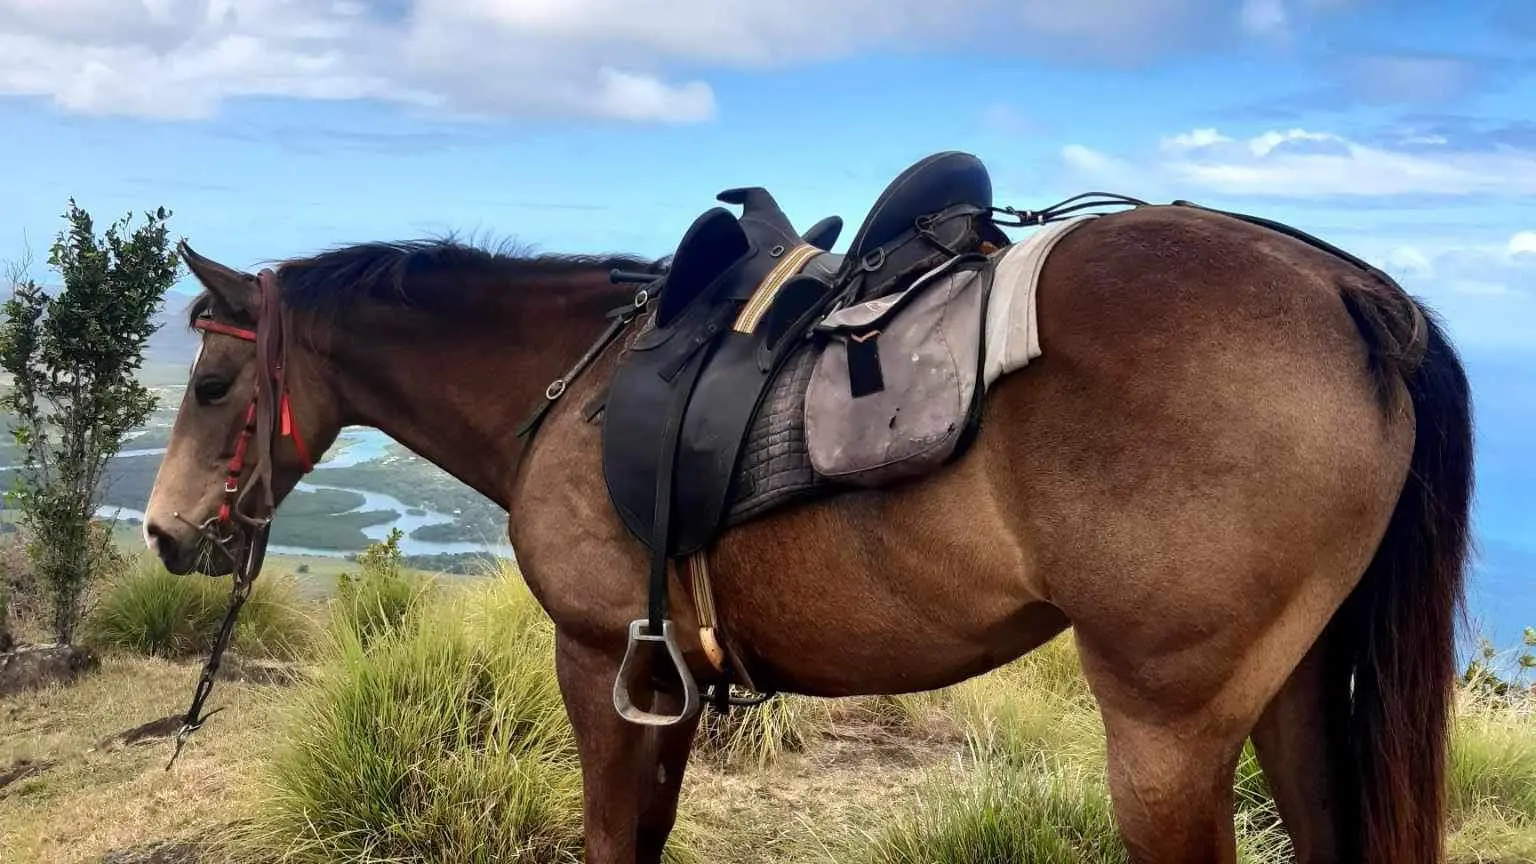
329 273 623 509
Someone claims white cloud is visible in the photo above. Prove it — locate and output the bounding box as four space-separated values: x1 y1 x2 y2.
1160 128 1233 151
1062 126 1536 198
1057 124 1536 350
0 0 1351 122
1245 128 1342 157
1367 238 1536 350
1239 0 1287 36
1385 245 1433 276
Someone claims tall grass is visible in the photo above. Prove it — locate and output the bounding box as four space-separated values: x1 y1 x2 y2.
1446 636 1536 863
329 528 436 647
850 759 1129 864
239 560 698 864
847 628 1535 864
81 554 314 660
943 633 1106 773
695 693 832 770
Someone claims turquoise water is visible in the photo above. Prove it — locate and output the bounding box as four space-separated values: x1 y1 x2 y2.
94 427 515 560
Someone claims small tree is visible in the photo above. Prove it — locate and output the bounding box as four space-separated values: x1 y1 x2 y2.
0 200 180 643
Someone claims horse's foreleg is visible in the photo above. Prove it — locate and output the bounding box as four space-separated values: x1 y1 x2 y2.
555 629 700 864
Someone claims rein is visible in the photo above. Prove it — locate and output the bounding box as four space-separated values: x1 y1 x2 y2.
166 268 313 769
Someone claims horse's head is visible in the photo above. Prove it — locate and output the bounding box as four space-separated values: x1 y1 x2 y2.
144 244 342 576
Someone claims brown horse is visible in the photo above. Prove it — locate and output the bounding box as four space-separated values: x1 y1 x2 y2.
143 200 1471 864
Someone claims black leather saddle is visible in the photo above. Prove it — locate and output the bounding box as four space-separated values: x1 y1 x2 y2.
605 184 833 544
598 153 1008 709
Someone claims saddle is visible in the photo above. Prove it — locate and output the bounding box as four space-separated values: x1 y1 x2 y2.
598 151 1011 724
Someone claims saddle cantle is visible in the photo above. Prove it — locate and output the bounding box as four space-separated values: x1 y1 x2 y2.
598 150 1012 725
835 150 1011 305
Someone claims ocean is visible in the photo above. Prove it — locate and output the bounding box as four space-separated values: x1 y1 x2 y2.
1461 351 1534 655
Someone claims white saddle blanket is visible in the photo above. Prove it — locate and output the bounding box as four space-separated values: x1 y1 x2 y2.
982 215 1097 388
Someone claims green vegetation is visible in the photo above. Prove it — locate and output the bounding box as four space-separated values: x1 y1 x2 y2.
97 458 396 551
398 551 505 575
0 200 180 641
81 555 314 661
853 763 1129 864
696 692 831 770
271 510 396 550
408 520 500 543
239 567 644 864
331 529 435 647
276 487 366 518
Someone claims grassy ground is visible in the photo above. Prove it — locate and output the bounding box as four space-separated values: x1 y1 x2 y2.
0 654 282 863
2 557 1533 864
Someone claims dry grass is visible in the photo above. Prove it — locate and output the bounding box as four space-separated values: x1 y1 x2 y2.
0 654 285 863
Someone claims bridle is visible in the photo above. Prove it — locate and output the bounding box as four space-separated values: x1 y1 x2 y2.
167 267 314 768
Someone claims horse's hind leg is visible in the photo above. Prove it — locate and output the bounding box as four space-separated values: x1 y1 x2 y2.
1091 695 1247 864
1249 627 1353 863
1073 623 1302 864
555 629 701 864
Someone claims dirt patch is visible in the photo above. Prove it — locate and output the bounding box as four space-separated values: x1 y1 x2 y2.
680 706 968 864
0 757 58 793
100 834 212 864
214 654 304 687
0 644 101 696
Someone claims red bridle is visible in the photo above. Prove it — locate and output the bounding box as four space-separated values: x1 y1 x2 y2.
189 269 314 527
169 267 315 768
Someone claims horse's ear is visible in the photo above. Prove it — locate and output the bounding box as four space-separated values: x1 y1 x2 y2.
179 241 257 316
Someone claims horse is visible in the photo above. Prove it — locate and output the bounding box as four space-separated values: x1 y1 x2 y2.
142 196 1472 864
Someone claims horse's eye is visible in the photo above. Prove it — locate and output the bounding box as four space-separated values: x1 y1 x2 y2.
194 377 232 406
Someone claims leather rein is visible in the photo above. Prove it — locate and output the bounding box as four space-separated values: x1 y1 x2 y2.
167 268 313 768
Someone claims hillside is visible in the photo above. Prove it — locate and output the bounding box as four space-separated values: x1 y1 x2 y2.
2 559 1532 864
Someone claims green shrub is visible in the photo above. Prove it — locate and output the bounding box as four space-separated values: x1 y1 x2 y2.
81 554 313 660
1450 631 1536 830
331 528 434 647
944 636 1106 773
241 564 696 864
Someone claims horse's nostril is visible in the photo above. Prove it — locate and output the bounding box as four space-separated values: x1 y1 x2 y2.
146 522 178 561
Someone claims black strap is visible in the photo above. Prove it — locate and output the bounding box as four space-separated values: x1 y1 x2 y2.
517 299 645 439
166 521 268 770
645 346 710 633
991 192 1148 228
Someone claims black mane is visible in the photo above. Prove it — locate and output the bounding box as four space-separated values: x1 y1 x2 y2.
187 236 662 325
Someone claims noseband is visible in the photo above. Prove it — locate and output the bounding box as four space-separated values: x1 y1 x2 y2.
168 267 314 768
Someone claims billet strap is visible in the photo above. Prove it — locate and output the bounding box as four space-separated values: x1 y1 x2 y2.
686 552 725 674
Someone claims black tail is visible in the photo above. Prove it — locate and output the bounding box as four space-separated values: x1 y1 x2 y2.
1330 293 1474 863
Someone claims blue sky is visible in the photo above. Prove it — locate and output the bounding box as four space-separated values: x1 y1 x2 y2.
0 0 1531 643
